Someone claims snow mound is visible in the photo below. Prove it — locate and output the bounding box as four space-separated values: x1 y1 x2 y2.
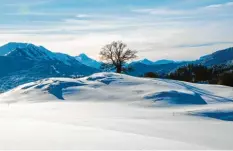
86 72 125 85
29 79 87 100
144 90 207 105
0 72 232 106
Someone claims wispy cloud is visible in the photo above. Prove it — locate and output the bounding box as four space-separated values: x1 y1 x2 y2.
204 1 233 9
132 8 185 15
177 42 233 48
76 14 92 18
132 1 233 18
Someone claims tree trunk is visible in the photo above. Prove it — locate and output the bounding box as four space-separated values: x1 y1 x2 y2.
116 66 122 73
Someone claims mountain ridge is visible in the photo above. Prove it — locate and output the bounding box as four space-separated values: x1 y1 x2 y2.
0 42 99 92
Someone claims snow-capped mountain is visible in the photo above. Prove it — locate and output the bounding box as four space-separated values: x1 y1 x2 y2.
0 42 99 92
75 53 101 69
197 47 233 66
3 43 81 66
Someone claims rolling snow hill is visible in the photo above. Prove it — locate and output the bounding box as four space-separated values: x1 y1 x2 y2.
1 72 232 105
0 73 233 149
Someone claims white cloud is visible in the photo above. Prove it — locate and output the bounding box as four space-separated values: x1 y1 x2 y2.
132 8 185 15
76 14 91 18
204 2 233 9
133 1 233 18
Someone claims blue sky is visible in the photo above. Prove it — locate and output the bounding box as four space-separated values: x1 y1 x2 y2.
0 0 233 60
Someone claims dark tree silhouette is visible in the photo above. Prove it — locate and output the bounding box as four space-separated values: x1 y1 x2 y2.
144 72 159 78
99 41 137 73
168 64 212 83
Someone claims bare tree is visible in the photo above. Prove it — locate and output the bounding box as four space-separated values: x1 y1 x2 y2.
99 41 137 73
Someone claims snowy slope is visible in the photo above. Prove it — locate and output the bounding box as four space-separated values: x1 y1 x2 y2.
0 73 233 149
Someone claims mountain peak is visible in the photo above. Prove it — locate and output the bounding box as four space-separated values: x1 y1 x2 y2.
139 58 154 65
75 53 101 69
6 42 28 45
79 53 88 57
0 42 31 56
77 53 90 60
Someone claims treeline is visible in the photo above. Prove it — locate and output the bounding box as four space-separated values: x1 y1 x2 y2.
143 64 233 87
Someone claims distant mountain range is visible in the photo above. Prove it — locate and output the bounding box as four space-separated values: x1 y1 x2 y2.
131 59 175 65
0 42 232 92
0 42 98 92
74 47 233 76
127 47 233 76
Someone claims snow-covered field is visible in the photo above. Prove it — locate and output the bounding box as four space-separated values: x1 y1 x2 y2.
0 72 233 150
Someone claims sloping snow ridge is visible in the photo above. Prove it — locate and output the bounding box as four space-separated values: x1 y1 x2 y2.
0 72 233 149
